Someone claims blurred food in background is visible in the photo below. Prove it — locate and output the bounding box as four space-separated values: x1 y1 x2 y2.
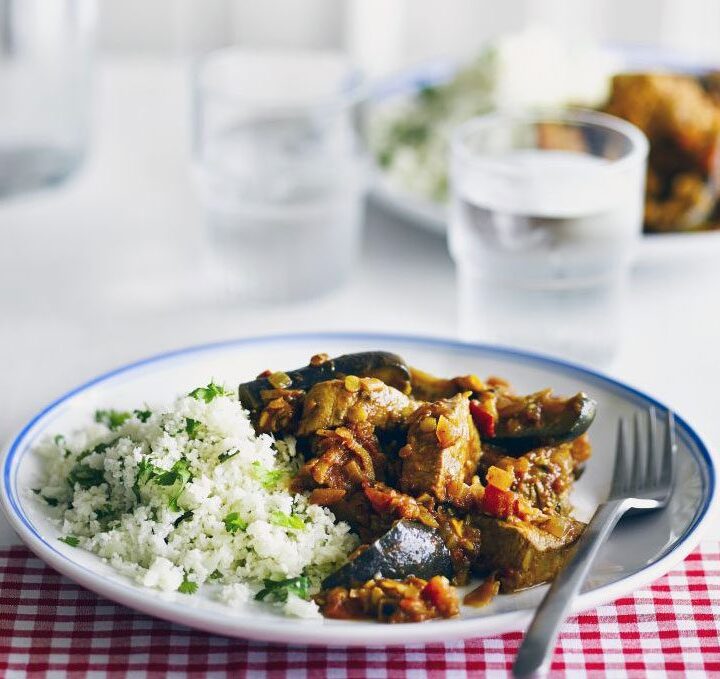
369 27 720 235
605 73 720 232
369 29 619 204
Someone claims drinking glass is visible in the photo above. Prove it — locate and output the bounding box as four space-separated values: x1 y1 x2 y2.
449 109 648 366
0 0 95 197
193 48 366 303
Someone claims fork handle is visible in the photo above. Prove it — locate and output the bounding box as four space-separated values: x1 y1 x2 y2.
513 499 629 678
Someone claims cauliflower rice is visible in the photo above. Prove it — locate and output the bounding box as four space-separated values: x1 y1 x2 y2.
33 381 358 618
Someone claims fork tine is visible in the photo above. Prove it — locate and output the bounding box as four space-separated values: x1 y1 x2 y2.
631 412 644 492
659 410 677 489
645 408 657 485
611 418 629 496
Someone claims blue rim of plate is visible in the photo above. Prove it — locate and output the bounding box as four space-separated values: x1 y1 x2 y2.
1 332 716 623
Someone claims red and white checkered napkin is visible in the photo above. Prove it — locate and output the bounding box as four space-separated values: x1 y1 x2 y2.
0 543 718 678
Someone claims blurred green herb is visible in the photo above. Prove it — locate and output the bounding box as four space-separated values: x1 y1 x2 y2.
58 536 79 547
94 410 132 430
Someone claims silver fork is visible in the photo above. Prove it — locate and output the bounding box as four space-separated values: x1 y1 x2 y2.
513 408 677 678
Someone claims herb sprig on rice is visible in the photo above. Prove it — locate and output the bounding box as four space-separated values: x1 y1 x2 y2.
33 381 358 618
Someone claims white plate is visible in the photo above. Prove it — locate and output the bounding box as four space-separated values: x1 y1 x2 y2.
1 333 717 646
368 47 720 264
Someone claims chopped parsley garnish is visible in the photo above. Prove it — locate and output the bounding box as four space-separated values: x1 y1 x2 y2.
393 119 429 147
255 576 310 603
94 409 132 430
218 450 239 463
58 536 80 547
89 441 112 457
208 570 223 581
378 148 393 168
222 512 247 534
133 458 192 510
134 409 152 423
133 458 158 499
269 511 304 531
185 418 201 439
250 461 285 489
173 510 194 528
75 450 92 463
418 84 440 105
153 459 192 511
178 576 198 595
53 434 66 446
32 488 59 506
155 459 191 487
94 505 120 526
67 464 105 489
188 382 228 403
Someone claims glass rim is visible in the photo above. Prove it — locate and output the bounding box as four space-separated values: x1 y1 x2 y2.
194 46 366 115
451 107 649 174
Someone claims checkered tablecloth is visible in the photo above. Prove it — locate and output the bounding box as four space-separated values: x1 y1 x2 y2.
0 543 718 678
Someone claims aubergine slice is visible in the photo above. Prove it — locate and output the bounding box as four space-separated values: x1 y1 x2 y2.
322 519 454 589
489 392 596 454
238 351 411 412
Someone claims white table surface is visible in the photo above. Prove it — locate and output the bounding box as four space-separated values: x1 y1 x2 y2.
1 57 719 548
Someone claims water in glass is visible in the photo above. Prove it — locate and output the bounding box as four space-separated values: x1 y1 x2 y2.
450 134 647 366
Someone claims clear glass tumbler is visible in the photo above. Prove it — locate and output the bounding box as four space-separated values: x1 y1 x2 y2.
0 0 95 198
449 109 648 366
193 49 366 303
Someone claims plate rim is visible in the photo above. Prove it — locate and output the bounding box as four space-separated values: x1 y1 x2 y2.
1 331 717 646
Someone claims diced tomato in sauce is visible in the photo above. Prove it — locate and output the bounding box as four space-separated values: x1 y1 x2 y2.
469 398 497 438
481 483 516 518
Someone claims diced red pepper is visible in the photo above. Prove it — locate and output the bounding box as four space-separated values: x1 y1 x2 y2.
421 576 459 617
481 483 516 518
364 485 394 513
470 397 497 438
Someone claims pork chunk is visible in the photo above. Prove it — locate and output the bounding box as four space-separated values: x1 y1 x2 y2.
399 393 481 501
297 377 417 436
470 513 585 591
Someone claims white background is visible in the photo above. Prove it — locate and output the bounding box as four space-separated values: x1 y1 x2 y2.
97 0 720 72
